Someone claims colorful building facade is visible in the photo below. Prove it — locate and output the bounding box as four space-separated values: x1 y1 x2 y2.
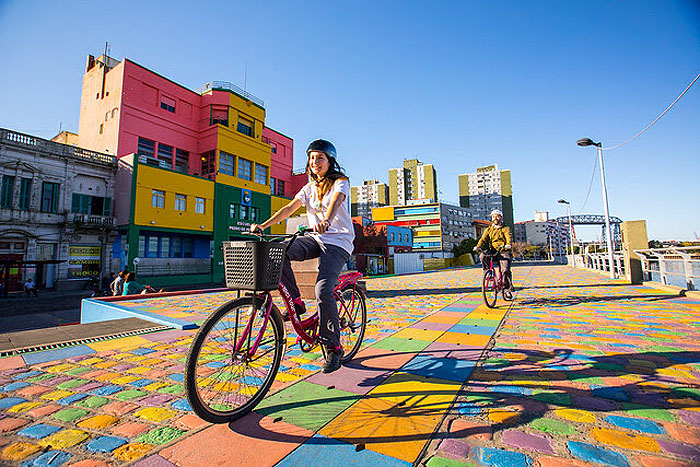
78 54 294 286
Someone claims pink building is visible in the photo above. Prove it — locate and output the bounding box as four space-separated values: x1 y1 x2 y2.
262 128 293 198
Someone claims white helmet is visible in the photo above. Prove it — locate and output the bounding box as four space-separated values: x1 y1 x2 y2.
490 209 503 217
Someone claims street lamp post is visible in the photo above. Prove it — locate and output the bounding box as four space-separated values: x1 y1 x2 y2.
577 138 615 279
558 199 576 268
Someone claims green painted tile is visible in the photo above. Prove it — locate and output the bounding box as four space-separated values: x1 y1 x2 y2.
76 396 109 409
65 366 92 376
57 379 88 390
459 318 501 327
114 389 147 401
426 456 476 467
256 381 360 432
137 427 186 445
592 363 626 372
53 408 89 422
529 417 577 435
620 405 675 422
532 391 571 407
158 384 184 395
567 374 604 385
25 374 53 383
673 387 700 399
371 336 430 353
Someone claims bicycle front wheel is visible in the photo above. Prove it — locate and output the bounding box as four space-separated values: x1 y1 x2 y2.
185 296 285 423
338 285 367 362
482 270 498 309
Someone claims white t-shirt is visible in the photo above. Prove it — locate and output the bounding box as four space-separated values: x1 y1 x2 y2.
294 178 355 254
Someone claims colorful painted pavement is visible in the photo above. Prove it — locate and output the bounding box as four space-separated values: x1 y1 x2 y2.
0 265 698 466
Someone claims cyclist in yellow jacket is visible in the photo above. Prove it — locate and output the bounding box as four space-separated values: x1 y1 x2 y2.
474 209 514 293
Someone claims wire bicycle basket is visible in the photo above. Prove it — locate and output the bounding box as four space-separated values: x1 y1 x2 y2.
222 241 286 291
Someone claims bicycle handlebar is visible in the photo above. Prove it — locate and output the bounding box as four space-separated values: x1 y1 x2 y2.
241 227 314 243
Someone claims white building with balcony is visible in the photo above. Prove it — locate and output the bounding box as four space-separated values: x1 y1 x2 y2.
0 128 117 292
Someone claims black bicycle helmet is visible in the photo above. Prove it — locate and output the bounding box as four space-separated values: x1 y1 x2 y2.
306 139 337 159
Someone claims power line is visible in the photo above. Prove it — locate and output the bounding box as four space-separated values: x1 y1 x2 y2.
578 151 598 213
606 70 700 151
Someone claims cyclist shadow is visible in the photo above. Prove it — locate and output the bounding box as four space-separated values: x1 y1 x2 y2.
227 347 700 450
368 287 480 299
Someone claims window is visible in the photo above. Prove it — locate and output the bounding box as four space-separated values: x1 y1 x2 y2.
240 204 248 220
157 143 173 168
276 179 285 197
152 189 165 208
271 178 276 195
219 151 235 176
229 203 237 218
19 178 31 211
255 164 268 185
175 194 186 211
390 232 395 241
41 182 60 213
211 106 228 126
138 137 155 158
237 117 253 137
201 151 215 177
171 236 182 257
175 149 189 173
238 158 252 181
148 236 159 258
71 194 106 215
195 197 205 214
270 142 277 154
1 175 14 208
160 95 176 113
184 237 193 258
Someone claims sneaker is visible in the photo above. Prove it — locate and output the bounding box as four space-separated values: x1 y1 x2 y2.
282 298 306 322
322 346 344 373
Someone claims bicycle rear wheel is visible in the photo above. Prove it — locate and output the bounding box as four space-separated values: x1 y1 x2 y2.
337 285 367 362
482 270 498 308
185 296 285 423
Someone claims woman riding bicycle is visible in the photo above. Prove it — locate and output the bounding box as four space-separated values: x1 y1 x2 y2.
250 138 354 373
474 209 515 293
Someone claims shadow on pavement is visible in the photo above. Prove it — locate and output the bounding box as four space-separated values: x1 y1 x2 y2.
513 293 678 308
368 287 480 298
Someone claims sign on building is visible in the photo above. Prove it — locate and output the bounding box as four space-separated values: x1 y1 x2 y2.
68 245 102 279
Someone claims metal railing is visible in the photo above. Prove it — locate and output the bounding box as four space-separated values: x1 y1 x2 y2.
136 260 212 277
582 251 625 278
633 246 700 290
72 214 114 227
1 128 116 167
197 81 265 108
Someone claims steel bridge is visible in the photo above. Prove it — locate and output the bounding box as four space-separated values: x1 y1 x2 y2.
552 214 623 246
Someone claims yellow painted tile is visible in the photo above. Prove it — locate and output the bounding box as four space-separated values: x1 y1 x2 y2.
392 328 444 342
94 361 119 369
591 428 660 452
87 336 151 351
95 372 119 382
142 381 169 391
140 358 164 366
288 368 314 377
275 372 302 382
437 332 490 347
39 429 90 449
134 407 178 423
488 408 521 425
113 443 154 462
555 408 596 423
112 376 139 385
124 355 148 363
45 363 78 374
1 442 42 461
290 357 312 364
126 366 151 375
78 415 120 430
78 357 104 365
7 401 43 413
319 395 443 463
41 390 73 401
368 372 461 411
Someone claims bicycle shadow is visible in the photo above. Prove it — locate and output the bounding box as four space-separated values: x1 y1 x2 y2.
512 293 678 309
226 347 700 451
367 287 481 299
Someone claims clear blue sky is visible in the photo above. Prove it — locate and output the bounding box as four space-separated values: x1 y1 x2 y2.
1 1 698 241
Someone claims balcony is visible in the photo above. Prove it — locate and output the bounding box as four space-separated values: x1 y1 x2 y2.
1 128 116 167
197 81 265 108
71 214 115 228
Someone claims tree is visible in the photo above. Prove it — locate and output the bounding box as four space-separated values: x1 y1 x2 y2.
451 237 478 258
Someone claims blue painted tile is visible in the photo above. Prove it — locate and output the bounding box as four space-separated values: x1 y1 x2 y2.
455 402 482 416
488 385 533 396
168 373 184 382
58 393 88 405
0 396 27 409
2 381 31 392
92 385 122 396
401 354 474 383
86 436 127 453
477 447 533 467
22 345 95 365
171 399 191 411
130 348 156 356
448 324 497 336
12 370 43 380
18 423 62 439
277 434 410 466
568 441 630 467
591 385 629 401
129 379 154 388
604 415 666 434
299 364 321 371
20 450 72 466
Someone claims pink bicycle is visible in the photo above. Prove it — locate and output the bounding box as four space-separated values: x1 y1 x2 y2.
480 248 514 308
185 228 366 423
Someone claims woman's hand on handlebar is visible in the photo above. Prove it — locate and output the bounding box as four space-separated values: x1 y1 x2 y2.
249 224 263 235
313 219 330 234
